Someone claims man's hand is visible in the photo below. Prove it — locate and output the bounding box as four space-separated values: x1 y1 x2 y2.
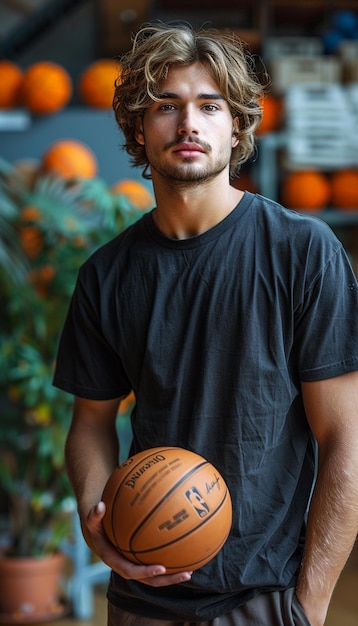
83 501 193 587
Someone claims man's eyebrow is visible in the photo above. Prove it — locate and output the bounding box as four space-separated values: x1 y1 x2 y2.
157 92 225 100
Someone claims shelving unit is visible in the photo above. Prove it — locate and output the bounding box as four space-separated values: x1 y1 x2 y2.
95 0 358 55
257 132 358 278
0 109 30 131
258 133 358 215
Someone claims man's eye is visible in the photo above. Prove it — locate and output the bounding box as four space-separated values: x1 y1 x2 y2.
203 104 219 112
159 103 175 111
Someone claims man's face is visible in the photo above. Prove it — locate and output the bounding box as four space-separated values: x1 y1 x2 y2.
135 62 239 185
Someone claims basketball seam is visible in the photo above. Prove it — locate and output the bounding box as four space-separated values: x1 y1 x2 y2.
128 487 230 557
108 447 181 547
113 459 209 551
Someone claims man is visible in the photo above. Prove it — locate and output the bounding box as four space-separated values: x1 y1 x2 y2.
54 22 358 626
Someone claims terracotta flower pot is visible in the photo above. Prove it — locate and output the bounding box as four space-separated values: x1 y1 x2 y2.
0 552 68 623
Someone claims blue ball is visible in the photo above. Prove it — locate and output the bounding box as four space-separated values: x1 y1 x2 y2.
332 11 358 35
322 29 344 54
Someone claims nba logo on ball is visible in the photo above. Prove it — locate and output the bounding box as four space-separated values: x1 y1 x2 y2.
185 487 210 518
102 447 232 572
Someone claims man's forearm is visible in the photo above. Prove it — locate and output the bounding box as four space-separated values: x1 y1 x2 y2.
296 444 358 624
65 408 119 516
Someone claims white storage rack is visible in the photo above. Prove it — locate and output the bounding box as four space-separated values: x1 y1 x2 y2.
284 83 358 170
257 83 358 226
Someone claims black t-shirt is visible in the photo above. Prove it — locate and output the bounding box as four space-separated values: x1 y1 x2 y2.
54 192 358 621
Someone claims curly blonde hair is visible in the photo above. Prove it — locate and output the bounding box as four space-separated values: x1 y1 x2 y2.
113 22 264 178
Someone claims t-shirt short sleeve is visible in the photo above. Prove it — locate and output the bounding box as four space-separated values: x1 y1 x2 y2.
53 267 131 400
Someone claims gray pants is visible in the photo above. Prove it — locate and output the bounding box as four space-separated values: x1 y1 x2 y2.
108 587 311 625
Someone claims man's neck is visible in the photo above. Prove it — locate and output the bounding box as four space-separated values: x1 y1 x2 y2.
151 176 244 240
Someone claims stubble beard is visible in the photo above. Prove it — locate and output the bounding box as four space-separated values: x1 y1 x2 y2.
150 156 230 190
147 135 232 189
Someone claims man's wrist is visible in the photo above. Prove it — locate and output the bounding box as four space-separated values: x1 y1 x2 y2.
295 586 329 626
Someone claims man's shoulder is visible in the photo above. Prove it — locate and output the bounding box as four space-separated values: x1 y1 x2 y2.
251 193 339 246
80 213 148 275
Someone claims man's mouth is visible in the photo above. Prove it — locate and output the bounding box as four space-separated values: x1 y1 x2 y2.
172 142 205 157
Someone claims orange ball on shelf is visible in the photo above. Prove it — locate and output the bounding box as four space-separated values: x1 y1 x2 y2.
257 95 283 135
21 61 72 115
112 179 155 210
41 139 98 180
331 169 358 210
281 170 331 211
0 61 23 108
78 59 121 108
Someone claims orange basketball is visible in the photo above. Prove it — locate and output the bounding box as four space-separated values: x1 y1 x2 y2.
41 139 98 180
21 61 72 115
0 61 23 108
79 59 121 108
281 170 331 211
331 169 358 210
257 95 283 135
112 179 155 210
102 447 232 573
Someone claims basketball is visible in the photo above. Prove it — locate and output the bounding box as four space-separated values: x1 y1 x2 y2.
41 139 98 179
0 60 23 108
102 447 232 573
78 59 121 108
21 61 72 115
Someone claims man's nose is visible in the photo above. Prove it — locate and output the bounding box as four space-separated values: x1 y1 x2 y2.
177 106 199 135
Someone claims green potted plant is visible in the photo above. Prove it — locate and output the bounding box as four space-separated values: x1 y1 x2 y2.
0 158 145 622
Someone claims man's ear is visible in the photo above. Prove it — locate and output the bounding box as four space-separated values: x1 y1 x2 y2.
135 117 145 145
232 116 240 148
